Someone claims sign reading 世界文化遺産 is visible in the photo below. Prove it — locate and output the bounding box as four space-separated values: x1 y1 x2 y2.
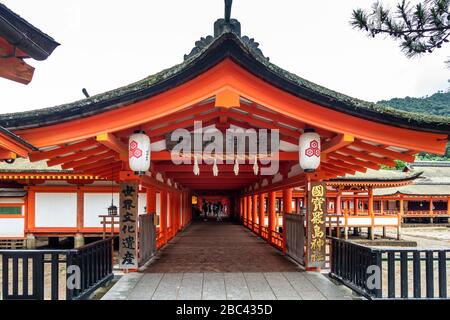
119 182 138 269
307 181 327 268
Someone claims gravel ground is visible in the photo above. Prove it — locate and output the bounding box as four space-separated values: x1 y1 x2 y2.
375 226 450 249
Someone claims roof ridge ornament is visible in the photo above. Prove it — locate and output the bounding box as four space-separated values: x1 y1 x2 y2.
184 0 268 61
214 0 241 37
225 0 232 23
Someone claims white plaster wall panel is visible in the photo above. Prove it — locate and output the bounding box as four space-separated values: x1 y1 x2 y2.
84 193 119 228
374 217 399 226
347 217 372 226
35 193 77 228
0 219 24 238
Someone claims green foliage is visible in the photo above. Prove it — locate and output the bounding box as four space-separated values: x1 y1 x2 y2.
416 143 450 160
379 91 450 161
351 0 450 57
381 160 408 170
378 90 450 116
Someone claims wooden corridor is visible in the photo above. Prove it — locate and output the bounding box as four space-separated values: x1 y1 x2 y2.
102 221 358 300
146 220 299 273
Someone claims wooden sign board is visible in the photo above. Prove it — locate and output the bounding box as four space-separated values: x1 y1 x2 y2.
307 181 327 269
119 182 139 269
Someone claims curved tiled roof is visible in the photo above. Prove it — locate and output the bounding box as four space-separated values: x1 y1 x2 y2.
0 3 59 61
330 169 423 182
374 162 450 196
0 26 449 134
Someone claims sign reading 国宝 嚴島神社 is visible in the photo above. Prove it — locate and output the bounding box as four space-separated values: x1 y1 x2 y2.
307 181 327 268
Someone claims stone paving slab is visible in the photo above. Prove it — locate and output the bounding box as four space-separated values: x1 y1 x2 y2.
102 272 358 300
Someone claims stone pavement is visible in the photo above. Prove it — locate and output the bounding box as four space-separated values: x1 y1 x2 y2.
102 271 357 300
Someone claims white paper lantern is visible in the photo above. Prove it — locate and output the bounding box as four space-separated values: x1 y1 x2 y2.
299 129 321 172
129 131 151 174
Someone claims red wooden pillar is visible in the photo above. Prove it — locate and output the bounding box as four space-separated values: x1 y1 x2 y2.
282 188 293 254
259 193 265 236
336 190 342 215
167 192 172 238
180 192 184 228
447 198 450 216
146 187 157 214
239 197 243 220
160 190 167 244
172 192 177 234
243 196 248 225
283 188 293 214
368 187 374 240
247 195 252 228
252 194 258 232
268 191 276 244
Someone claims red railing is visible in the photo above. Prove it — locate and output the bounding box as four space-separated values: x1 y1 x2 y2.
260 226 269 240
404 210 449 217
270 231 283 251
241 217 284 251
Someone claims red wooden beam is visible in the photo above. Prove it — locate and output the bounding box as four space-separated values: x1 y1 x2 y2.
47 145 109 167
328 152 380 170
96 133 127 156
228 110 301 138
142 102 215 133
64 151 117 170
322 134 354 154
327 159 367 173
339 147 396 167
227 119 299 145
152 151 298 161
75 157 118 173
29 139 98 162
148 111 220 138
351 140 415 163
0 57 34 85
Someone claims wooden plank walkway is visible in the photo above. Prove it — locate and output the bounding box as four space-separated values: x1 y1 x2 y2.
102 221 359 300
143 221 300 273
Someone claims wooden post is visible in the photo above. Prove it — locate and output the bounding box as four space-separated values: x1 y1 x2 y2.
336 192 342 215
398 198 404 240
282 188 293 254
369 187 374 240
336 189 342 238
239 197 243 220
160 190 167 244
147 187 156 214
259 193 265 236
247 195 252 227
447 198 450 220
76 188 84 234
268 191 276 245
243 197 248 226
252 194 258 232
429 197 434 224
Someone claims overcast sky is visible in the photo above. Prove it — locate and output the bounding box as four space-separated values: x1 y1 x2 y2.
1 0 449 113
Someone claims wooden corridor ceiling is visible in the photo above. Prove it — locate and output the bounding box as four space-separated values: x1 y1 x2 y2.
26 97 418 192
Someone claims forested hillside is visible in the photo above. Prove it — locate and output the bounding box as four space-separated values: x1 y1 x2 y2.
378 90 449 161
378 90 450 117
